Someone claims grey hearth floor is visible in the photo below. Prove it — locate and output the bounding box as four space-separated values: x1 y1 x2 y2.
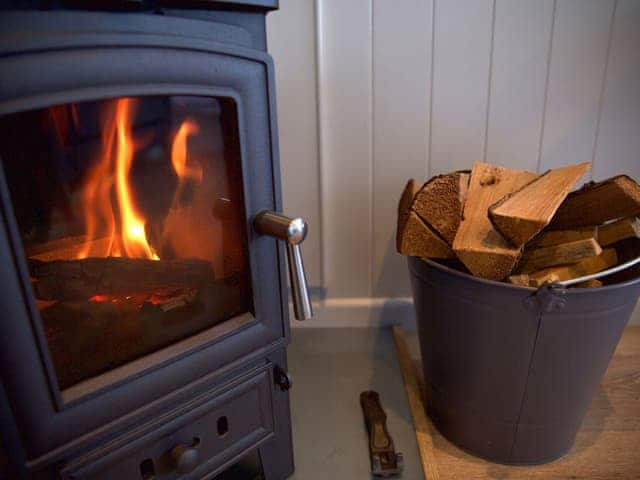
287 327 423 480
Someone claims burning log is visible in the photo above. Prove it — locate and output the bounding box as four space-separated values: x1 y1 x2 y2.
25 235 113 262
29 257 214 301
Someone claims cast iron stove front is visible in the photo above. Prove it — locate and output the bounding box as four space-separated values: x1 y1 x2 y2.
0 1 297 479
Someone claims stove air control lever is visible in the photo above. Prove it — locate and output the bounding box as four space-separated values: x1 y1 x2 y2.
253 210 313 320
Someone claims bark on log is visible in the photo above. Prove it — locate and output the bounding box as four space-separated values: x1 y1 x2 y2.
396 179 454 259
29 257 214 301
549 175 640 229
412 171 470 245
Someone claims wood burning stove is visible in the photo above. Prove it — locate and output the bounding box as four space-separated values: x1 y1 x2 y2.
0 2 310 478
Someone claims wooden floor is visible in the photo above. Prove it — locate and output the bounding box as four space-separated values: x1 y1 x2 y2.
403 326 640 479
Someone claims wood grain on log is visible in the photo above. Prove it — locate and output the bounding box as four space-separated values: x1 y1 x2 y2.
412 171 470 245
528 248 618 287
598 217 640 247
452 162 537 280
517 238 602 273
489 163 590 246
530 227 597 248
550 175 640 229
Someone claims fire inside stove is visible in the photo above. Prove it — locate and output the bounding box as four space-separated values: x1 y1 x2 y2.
0 96 252 390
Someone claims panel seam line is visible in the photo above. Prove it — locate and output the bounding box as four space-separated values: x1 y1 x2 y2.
535 0 558 173
427 0 436 177
482 0 497 163
590 0 618 181
313 0 326 288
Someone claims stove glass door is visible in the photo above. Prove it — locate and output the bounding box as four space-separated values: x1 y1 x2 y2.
0 95 253 391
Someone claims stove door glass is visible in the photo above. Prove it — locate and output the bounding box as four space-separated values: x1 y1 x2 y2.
0 96 253 390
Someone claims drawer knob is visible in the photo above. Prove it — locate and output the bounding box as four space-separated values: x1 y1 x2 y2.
170 444 199 474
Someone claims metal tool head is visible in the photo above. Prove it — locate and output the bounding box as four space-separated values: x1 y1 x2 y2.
371 451 404 477
360 391 404 477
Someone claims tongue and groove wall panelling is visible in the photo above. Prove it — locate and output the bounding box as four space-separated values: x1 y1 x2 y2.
266 0 323 288
593 0 640 182
429 0 494 174
538 0 616 175
371 0 432 298
315 0 373 298
267 0 640 326
591 0 640 327
485 0 555 172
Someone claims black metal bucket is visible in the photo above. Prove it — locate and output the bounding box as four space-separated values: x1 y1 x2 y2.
408 256 640 465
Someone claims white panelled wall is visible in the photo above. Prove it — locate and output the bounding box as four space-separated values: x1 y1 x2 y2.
266 0 640 327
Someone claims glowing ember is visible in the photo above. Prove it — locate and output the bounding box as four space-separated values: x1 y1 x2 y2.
89 294 110 303
88 288 197 311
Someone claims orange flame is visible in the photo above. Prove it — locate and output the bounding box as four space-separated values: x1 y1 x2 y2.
171 119 201 183
77 98 158 260
77 102 118 259
77 98 201 262
114 99 158 260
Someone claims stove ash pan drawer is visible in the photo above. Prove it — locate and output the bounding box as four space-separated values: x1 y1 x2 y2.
61 365 275 480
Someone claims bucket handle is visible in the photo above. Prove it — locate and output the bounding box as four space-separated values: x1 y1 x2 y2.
555 255 640 287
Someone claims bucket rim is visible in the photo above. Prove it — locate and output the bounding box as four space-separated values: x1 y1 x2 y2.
412 257 640 293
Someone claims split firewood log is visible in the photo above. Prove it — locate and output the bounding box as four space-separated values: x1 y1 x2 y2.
529 227 597 248
516 238 602 274
412 171 470 245
597 217 640 246
527 249 618 287
452 162 538 280
489 163 590 246
549 175 640 229
396 179 454 259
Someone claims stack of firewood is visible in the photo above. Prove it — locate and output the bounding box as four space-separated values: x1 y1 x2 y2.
397 161 640 287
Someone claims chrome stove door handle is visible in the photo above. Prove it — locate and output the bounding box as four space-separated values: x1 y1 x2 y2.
253 210 313 321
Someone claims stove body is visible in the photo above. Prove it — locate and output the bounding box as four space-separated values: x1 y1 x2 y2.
0 2 296 479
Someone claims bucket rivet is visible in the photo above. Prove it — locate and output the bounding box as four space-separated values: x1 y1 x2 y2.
524 284 568 313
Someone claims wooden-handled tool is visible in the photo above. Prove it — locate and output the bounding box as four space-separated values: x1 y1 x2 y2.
360 390 404 477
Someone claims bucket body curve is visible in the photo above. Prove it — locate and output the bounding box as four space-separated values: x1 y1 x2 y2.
408 256 640 464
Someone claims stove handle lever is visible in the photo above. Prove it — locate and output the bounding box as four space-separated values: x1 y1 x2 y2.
253 210 313 321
